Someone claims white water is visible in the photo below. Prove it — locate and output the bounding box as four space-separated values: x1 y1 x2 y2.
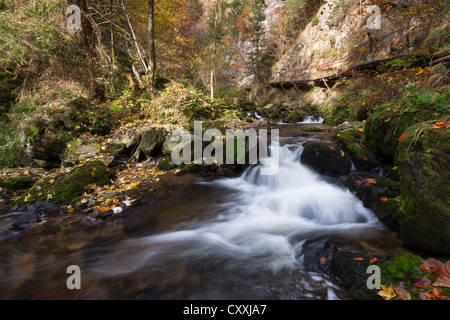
300 116 324 124
93 143 380 281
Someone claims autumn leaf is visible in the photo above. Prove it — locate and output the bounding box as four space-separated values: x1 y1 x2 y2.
398 132 407 142
380 196 389 202
320 257 326 263
49 179 55 184
378 285 396 300
394 286 411 300
361 155 369 162
353 257 364 261
414 276 432 288
370 257 378 264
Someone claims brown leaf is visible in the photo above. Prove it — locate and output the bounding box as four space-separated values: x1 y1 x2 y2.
433 278 450 288
414 276 432 288
394 287 411 300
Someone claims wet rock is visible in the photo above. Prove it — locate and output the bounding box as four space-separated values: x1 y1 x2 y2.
12 212 39 230
300 142 352 176
345 170 401 229
300 235 396 300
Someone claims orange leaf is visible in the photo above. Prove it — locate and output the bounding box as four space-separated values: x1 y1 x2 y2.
380 196 389 202
420 264 432 273
361 155 369 162
370 257 378 264
354 257 364 261
432 288 442 297
320 257 326 263
398 132 407 142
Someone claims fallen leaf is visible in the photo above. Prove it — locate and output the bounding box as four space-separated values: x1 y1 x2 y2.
49 179 55 184
353 257 364 261
414 276 433 288
380 196 389 202
394 287 411 300
320 257 326 263
378 285 396 300
370 257 378 264
398 132 407 142
432 287 442 298
361 155 369 162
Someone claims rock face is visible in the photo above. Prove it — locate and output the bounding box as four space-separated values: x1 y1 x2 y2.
395 124 450 255
301 142 352 176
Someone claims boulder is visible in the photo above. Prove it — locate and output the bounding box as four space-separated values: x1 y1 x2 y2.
300 142 352 176
395 123 450 254
140 127 167 157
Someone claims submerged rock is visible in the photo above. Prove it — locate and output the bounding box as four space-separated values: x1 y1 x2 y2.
395 123 450 255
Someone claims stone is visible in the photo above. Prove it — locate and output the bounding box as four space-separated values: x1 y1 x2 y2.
140 128 167 157
300 142 352 176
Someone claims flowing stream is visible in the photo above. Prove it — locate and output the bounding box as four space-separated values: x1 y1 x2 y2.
0 124 402 300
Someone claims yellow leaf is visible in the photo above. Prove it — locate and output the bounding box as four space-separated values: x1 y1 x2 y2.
378 285 397 300
49 179 55 184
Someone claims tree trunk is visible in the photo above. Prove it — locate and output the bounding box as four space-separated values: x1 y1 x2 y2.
210 0 219 99
148 0 156 90
76 0 105 100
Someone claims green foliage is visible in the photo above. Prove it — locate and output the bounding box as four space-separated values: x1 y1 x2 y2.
0 0 67 68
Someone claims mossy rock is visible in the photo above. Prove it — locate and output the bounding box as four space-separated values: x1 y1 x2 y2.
15 160 116 205
301 142 352 176
157 156 179 171
395 123 450 254
338 129 378 171
0 168 46 192
345 171 401 208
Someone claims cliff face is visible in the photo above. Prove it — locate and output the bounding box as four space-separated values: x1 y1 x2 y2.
271 0 414 82
227 0 446 85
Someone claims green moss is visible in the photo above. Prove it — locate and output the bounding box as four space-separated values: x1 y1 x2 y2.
395 124 450 254
379 252 425 287
15 160 116 205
